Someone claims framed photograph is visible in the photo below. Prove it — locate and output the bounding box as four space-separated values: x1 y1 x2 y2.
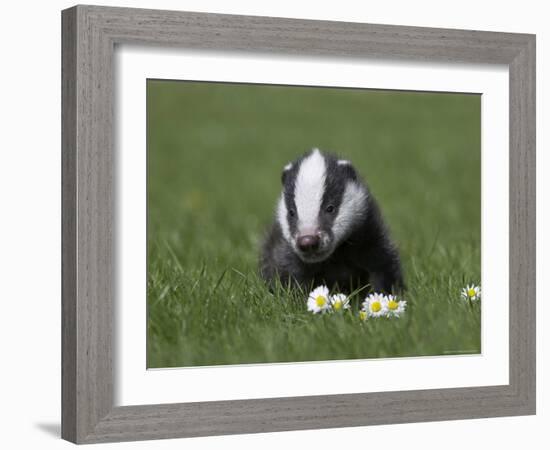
62 5 536 444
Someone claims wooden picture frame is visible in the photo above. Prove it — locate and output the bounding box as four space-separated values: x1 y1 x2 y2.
61 4 536 444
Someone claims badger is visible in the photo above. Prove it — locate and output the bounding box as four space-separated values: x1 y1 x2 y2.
260 148 404 294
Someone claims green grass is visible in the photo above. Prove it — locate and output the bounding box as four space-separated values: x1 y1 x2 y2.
147 80 481 368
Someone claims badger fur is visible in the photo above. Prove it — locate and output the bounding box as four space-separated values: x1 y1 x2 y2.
260 148 404 294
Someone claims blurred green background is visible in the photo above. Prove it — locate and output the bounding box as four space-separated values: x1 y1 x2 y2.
147 80 481 368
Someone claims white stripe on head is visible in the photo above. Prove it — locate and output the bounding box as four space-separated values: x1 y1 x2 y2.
294 149 326 234
277 194 291 242
337 160 350 166
332 182 368 243
283 163 293 171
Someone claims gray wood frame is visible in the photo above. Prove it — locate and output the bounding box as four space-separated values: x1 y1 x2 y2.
61 4 536 444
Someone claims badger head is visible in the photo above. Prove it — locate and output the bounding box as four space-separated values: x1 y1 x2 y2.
277 148 369 263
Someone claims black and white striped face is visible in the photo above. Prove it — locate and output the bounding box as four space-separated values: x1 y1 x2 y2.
277 149 369 263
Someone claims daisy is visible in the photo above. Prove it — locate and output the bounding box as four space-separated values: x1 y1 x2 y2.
362 292 388 318
384 294 407 318
307 285 332 314
330 293 350 312
461 284 481 302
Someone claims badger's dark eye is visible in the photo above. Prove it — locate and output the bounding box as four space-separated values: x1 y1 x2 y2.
326 205 335 214
288 209 295 217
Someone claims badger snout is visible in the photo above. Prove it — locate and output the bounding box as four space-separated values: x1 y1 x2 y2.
297 234 320 253
294 230 334 263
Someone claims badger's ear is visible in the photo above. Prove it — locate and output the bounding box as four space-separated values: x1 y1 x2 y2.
337 159 358 181
281 163 293 184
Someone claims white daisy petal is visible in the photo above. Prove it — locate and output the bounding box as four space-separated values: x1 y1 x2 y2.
461 284 481 302
384 294 407 318
307 285 332 314
330 293 350 311
362 292 389 318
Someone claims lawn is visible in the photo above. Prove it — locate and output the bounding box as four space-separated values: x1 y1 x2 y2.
146 80 481 368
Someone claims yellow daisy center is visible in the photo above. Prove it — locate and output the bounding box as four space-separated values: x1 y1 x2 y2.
371 301 382 313
333 301 342 310
467 288 476 297
315 295 327 307
388 300 399 310
359 311 367 321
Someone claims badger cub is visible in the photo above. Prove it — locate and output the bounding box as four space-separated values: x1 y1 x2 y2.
260 148 404 294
